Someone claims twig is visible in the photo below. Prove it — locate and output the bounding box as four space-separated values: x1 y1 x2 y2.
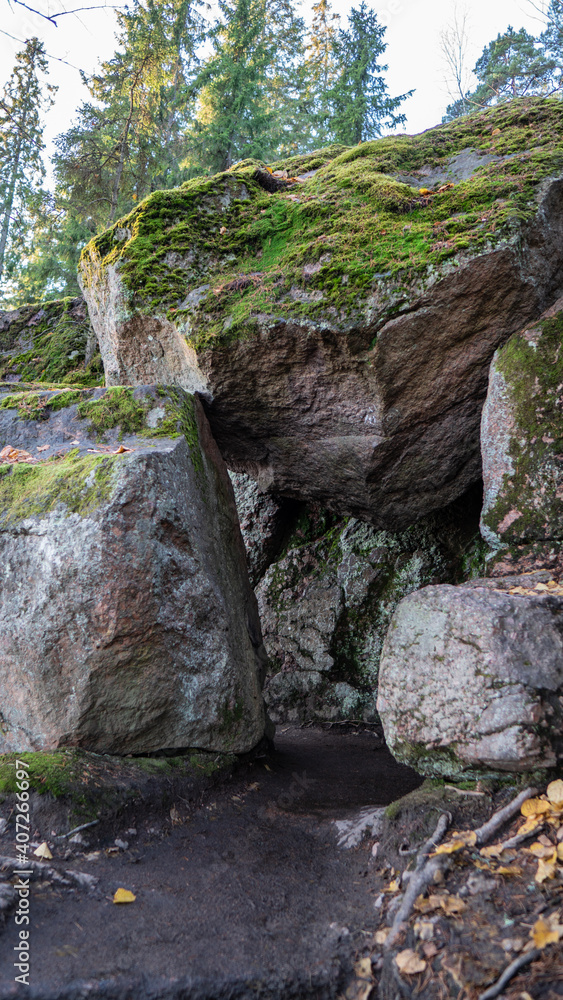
478 948 540 1000
0 855 97 890
384 812 451 950
57 819 99 840
473 787 538 845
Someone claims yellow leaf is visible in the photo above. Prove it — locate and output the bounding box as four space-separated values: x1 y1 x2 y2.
496 865 522 876
557 843 563 860
532 915 563 949
440 895 466 916
395 949 426 975
113 888 136 903
518 816 544 837
431 839 467 855
419 187 431 195
521 797 550 817
528 841 556 858
535 857 557 883
386 879 400 892
480 844 504 858
452 829 477 847
492 127 501 135
547 779 563 806
413 893 443 913
33 842 53 860
414 919 434 941
374 929 389 945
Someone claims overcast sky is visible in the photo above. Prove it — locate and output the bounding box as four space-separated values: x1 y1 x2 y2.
0 0 550 167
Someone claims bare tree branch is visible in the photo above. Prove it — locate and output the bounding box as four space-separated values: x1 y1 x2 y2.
440 3 473 110
9 0 125 26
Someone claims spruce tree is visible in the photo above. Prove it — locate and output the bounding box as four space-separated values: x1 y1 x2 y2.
190 0 274 172
54 0 205 229
303 0 341 147
327 2 412 145
0 38 55 291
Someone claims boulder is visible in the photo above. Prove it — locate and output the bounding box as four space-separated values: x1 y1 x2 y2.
377 574 563 777
80 100 563 528
256 489 483 723
481 299 563 576
0 296 101 386
229 471 296 587
0 384 266 754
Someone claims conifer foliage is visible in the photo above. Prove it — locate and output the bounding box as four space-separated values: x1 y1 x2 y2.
0 38 55 285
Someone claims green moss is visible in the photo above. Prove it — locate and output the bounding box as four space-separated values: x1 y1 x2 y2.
81 98 563 351
482 309 563 544
0 297 103 387
0 449 121 525
77 387 147 438
0 751 82 798
0 388 86 419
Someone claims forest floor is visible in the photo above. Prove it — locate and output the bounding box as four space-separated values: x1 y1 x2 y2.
0 725 561 1000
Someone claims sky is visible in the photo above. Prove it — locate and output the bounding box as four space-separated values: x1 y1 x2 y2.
0 0 551 172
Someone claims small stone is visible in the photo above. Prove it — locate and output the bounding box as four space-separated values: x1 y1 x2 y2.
114 839 129 851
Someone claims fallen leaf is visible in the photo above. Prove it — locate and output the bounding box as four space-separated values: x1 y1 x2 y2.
532 914 563 949
386 879 400 892
414 919 434 940
36 444 50 452
528 841 556 859
413 893 444 913
492 127 501 135
113 444 132 454
374 929 389 945
521 797 550 817
517 816 544 837
496 864 523 876
169 806 181 824
33 842 53 860
419 187 431 195
480 844 505 859
395 949 426 975
113 888 136 903
535 856 557 883
547 779 563 806
219 226 227 234
422 941 438 959
431 839 467 855
354 957 373 980
440 894 466 916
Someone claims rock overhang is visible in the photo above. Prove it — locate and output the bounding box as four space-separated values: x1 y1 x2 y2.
78 98 563 528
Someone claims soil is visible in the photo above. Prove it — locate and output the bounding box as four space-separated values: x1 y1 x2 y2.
1 727 562 1000
0 725 421 1000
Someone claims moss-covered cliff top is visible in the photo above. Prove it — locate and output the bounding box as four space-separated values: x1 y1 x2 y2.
80 98 563 350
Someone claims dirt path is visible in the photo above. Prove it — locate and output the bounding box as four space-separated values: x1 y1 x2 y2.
0 726 422 1000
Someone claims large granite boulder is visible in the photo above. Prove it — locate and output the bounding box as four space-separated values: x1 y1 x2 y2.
228 471 296 587
0 384 266 754
0 296 102 386
377 574 563 777
79 100 563 528
481 299 563 576
256 489 484 723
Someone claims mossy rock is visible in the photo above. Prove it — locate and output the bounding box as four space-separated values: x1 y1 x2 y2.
0 297 103 387
80 98 563 348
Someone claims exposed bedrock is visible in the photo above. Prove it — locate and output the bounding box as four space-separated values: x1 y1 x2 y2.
0 384 266 754
377 574 563 777
79 100 563 528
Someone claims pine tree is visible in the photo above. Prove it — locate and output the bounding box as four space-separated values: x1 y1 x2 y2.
54 0 205 229
541 1 563 91
444 25 557 119
0 38 56 291
327 2 412 145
